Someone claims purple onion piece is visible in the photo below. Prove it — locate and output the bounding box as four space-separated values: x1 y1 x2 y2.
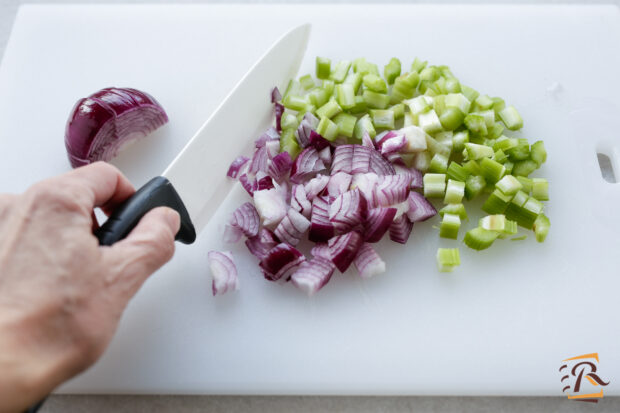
290 147 326 184
291 184 312 218
260 243 306 281
364 207 397 243
291 258 335 296
253 187 287 227
230 202 260 238
245 229 278 260
271 87 282 103
328 231 364 273
329 189 367 233
385 152 406 167
376 131 406 155
318 146 332 168
331 144 395 176
309 195 334 243
354 243 386 279
223 224 243 244
311 243 332 260
274 208 311 246
351 173 379 208
304 175 329 200
208 251 239 296
65 87 169 168
296 112 319 148
249 145 269 174
239 174 256 196
389 214 414 244
362 131 375 149
375 174 411 207
268 151 293 183
394 165 424 189
275 102 284 133
227 156 250 178
406 191 437 222
327 172 353 196
309 130 331 150
257 175 275 191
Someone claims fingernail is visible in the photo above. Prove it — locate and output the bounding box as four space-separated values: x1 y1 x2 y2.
164 208 181 232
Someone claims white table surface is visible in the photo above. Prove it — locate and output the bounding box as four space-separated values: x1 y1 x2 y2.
1 0 619 412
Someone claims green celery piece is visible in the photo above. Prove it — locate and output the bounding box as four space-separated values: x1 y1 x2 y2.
487 122 505 139
390 72 419 103
426 134 451 158
493 137 518 152
439 107 465 131
370 109 395 130
322 79 335 95
516 176 533 194
494 149 508 164
363 90 390 109
423 173 447 198
436 248 460 272
418 109 443 134
308 88 329 108
283 79 301 100
444 179 466 204
511 235 527 241
333 112 357 138
336 83 356 110
330 60 352 83
504 161 514 176
363 74 387 93
531 178 549 201
429 153 449 174
317 116 339 141
316 99 342 119
390 103 405 120
533 213 550 242
420 66 440 82
507 140 530 161
465 143 494 160
434 131 454 152
475 94 494 110
434 77 447 95
283 94 308 112
460 85 479 103
299 74 315 91
439 203 468 220
512 159 538 177
280 129 301 158
347 96 367 114
280 111 299 131
463 160 482 175
445 93 471 114
344 72 363 92
433 95 447 116
444 77 461 93
410 57 428 73
353 58 379 76
513 197 543 229
354 114 376 141
499 105 523 130
480 157 506 184
495 174 523 196
530 141 547 166
503 190 529 226
464 227 499 251
446 162 470 182
439 213 461 240
482 189 513 214
452 130 469 152
473 110 495 129
492 97 506 120
316 57 331 80
464 113 488 136
407 95 432 116
384 57 402 85
465 175 486 200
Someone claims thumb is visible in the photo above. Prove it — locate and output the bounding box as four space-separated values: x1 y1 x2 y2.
102 207 180 299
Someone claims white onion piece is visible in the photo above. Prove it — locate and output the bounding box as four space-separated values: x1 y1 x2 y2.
253 188 287 227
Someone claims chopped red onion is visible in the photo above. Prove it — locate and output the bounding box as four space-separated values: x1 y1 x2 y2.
328 231 364 272
406 191 437 222
223 224 243 244
257 175 275 191
364 207 397 242
376 131 406 155
208 251 239 296
351 173 379 208
375 174 411 207
265 139 280 158
290 147 326 184
304 175 329 200
275 102 284 133
331 144 395 176
309 130 331 150
291 258 335 296
354 243 386 279
253 187 287 227
309 195 334 242
245 228 278 260
318 146 332 168
227 156 250 178
296 112 319 148
249 145 269 174
329 189 367 233
327 172 353 196
394 165 423 189
389 214 414 244
65 87 169 168
230 202 260 238
268 151 293 183
290 184 312 218
274 208 311 246
271 87 282 103
362 131 375 149
311 243 332 260
255 128 279 148
385 152 406 167
260 243 306 281
239 173 256 196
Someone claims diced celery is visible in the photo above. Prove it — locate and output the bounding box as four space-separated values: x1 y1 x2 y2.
410 57 428 73
499 105 523 130
482 189 513 214
444 179 465 204
425 134 451 157
363 90 390 109
407 95 432 116
464 113 488 135
423 173 447 198
391 72 419 103
516 176 533 194
420 66 440 82
533 213 550 242
460 85 479 103
283 94 308 112
463 160 482 175
330 60 352 83
439 213 461 240
512 159 538 177
418 109 443 134
433 94 446 115
362 74 387 93
439 107 465 131
464 143 494 160
322 79 335 95
437 248 460 272
439 203 468 220
336 83 356 110
333 112 357 138
353 58 379 76
280 129 301 158
473 110 495 129
390 103 405 120
531 178 549 201
280 110 299 131
487 122 505 139
444 78 461 93
493 137 518 152
465 175 486 200
429 153 449 174
507 139 530 161
492 97 506 117
446 162 470 182
530 141 547 166
316 57 331 80
452 130 469 152
308 88 329 108
475 94 494 110
283 79 301 100
299 74 315 91
464 227 499 251
347 96 367 114
504 190 529 226
445 93 471 114
317 117 339 141
384 57 402 85
370 109 395 130
479 214 517 237
404 112 415 127
344 72 363 92
496 174 523 196
354 114 376 141
480 157 506 184
316 99 342 119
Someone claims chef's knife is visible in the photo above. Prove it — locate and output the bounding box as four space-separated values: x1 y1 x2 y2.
95 24 311 246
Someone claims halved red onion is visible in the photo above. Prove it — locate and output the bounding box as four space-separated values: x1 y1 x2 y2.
364 207 397 242
328 231 364 272
375 174 411 207
362 131 375 149
275 102 284 132
327 172 353 196
253 187 287 227
318 146 332 168
274 208 311 246
394 165 423 189
208 250 239 296
376 131 406 155
311 243 332 260
65 87 169 168
389 214 414 244
309 130 331 150
223 224 243 244
268 151 293 183
309 195 334 242
260 243 306 281
354 243 386 279
406 191 437 222
271 87 282 103
331 144 395 176
227 156 250 178
291 184 312 218
304 175 329 200
249 145 269 174
296 112 319 148
329 189 367 233
290 147 326 184
239 173 256 196
245 228 278 260
230 202 260 237
291 258 335 296
257 175 275 191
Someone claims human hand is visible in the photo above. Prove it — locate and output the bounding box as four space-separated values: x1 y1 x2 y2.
0 162 180 413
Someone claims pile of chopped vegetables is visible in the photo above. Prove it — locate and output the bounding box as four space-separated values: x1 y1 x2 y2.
208 56 549 296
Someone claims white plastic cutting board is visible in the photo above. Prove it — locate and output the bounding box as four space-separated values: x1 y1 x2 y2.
1 4 619 396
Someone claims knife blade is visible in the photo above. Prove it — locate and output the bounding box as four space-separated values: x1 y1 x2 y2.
95 24 311 246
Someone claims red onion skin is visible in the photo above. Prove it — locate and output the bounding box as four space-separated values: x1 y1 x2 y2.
65 87 168 168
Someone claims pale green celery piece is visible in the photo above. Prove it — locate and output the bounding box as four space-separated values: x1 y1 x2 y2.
465 175 486 200
480 157 506 184
507 139 530 161
308 88 329 108
384 57 402 85
465 143 494 160
354 114 376 141
435 131 454 149
423 173 447 198
445 93 471 114
531 178 549 201
434 77 447 95
494 149 508 164
464 114 488 135
452 130 469 152
444 179 466 204
530 141 547 166
336 84 356 110
440 108 465 131
353 58 379 76
516 176 533 194
404 112 415 127
281 111 299 131
433 95 447 116
488 122 505 139
493 136 518 152
363 74 387 93
464 227 499 251
438 65 454 78
280 129 301 158
401 153 416 167
426 134 451 158
460 85 479 103
503 190 529 225
499 105 523 130
344 72 363 92
283 79 301 100
316 117 339 141
407 95 432 115
418 109 443 134
479 214 515 234
475 94 494 110
283 94 308 111
439 213 461 240
370 109 395 130
347 96 367 114
508 196 542 229
512 159 538 177
332 112 357 138
444 78 461 93
436 248 460 272
496 174 523 196
446 162 470 182
363 90 390 109
410 57 428 73
504 160 514 175
413 151 432 172
439 203 468 220
420 66 440 82
492 97 506 119
322 79 335 95
429 153 449 174
482 189 513 214
390 72 419 103
390 103 405 120
463 160 482 175
330 60 352 83
511 235 527 241
299 74 316 91
316 57 331 80
472 110 495 129
316 99 342 119
533 214 550 242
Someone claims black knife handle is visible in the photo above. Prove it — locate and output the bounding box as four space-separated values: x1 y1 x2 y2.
95 176 196 246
